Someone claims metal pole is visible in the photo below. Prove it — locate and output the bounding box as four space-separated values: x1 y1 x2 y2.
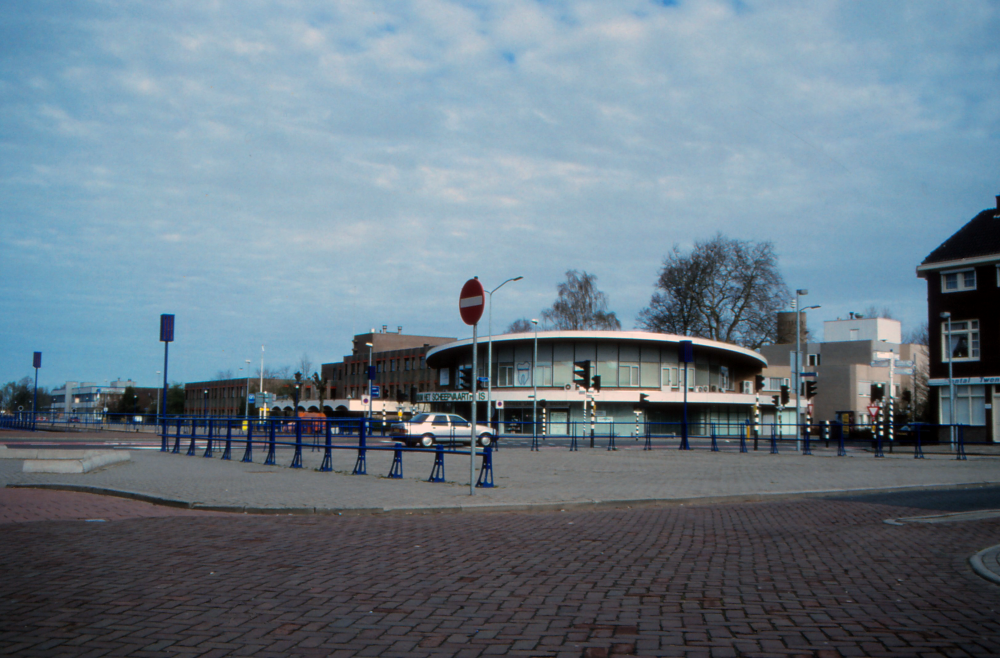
795 290 804 451
486 276 522 433
531 319 538 446
368 342 374 420
942 313 956 450
470 323 478 495
245 359 251 420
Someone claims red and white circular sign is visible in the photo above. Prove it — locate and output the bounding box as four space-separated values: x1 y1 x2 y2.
459 278 485 326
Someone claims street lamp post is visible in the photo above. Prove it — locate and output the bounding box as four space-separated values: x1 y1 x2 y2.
487 276 523 432
245 359 252 420
941 312 956 449
794 290 820 450
366 342 374 420
531 319 539 445
156 370 161 428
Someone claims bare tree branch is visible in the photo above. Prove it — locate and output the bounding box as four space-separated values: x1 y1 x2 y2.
638 234 789 349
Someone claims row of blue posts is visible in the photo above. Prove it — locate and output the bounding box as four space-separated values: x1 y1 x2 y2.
162 416 495 486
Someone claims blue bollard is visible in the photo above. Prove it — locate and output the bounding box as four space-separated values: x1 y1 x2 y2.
353 419 367 475
320 421 333 472
570 425 579 451
710 424 719 452
186 420 198 456
242 420 255 463
428 444 445 482
607 429 616 451
802 423 811 456
264 419 277 465
957 426 967 460
770 423 779 454
914 425 924 459
290 419 303 468
476 445 494 488
222 421 233 460
388 443 404 479
160 418 169 452
837 422 846 456
203 419 214 458
172 419 183 454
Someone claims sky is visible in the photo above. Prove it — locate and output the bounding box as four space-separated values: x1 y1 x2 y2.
2 0 998 390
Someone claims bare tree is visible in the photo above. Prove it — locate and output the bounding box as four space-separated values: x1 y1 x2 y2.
505 318 536 334
637 233 789 349
541 270 621 331
860 305 895 320
299 354 314 378
903 321 928 346
215 369 234 380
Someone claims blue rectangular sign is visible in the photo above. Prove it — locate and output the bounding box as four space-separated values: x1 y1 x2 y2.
160 314 175 342
371 385 381 398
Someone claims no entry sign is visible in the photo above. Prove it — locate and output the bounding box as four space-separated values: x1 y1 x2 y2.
459 278 485 325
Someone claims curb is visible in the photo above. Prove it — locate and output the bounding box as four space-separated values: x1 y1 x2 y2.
8 480 1000 517
969 545 1000 586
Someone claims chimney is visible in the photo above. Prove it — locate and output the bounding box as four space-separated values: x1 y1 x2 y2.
995 195 999 210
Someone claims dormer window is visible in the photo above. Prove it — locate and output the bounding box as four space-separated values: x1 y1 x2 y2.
942 269 976 292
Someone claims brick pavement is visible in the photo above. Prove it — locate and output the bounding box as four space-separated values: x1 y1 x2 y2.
2 494 999 657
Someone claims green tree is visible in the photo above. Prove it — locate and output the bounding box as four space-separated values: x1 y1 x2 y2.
115 386 140 414
166 383 186 415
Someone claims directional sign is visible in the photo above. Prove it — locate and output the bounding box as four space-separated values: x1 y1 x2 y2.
895 360 914 368
459 278 485 325
870 359 891 367
371 385 381 398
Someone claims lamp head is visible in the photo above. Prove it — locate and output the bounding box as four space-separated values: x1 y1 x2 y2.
940 311 951 319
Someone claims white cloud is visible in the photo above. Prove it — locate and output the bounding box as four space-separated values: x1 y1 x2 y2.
0 0 997 386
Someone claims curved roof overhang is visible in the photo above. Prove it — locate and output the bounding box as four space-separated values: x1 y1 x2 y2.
426 330 767 369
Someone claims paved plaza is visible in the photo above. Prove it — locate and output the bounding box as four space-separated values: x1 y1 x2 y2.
2 429 1000 656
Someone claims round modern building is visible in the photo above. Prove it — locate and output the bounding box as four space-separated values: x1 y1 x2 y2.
423 330 768 439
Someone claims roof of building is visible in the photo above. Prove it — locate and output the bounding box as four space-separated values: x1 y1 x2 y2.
920 197 1000 268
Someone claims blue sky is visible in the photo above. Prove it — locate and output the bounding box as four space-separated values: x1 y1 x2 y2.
2 0 998 389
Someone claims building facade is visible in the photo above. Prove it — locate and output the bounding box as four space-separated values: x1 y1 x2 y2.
760 317 927 427
916 195 1000 443
424 330 769 438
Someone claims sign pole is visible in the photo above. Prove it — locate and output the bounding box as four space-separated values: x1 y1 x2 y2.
459 277 486 496
470 323 478 495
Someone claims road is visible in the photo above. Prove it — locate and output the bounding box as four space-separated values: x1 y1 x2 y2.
2 487 999 657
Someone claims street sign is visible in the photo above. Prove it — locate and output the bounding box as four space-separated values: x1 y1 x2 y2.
248 394 255 404
867 404 880 417
870 359 891 367
895 360 914 368
459 278 485 325
371 385 381 398
895 367 915 376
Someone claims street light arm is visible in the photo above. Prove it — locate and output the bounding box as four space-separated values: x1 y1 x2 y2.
490 276 524 295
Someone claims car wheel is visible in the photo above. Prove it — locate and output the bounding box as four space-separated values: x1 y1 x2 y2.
478 433 493 447
420 434 434 447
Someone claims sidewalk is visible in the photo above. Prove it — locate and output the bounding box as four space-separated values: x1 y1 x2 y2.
3 431 999 515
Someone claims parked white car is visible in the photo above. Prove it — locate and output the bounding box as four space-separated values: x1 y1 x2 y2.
390 413 496 447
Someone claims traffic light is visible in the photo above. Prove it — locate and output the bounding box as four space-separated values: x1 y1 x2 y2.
456 366 470 390
772 395 780 406
591 375 601 392
396 388 406 403
574 360 591 389
780 385 789 406
805 380 817 400
639 393 650 407
870 383 884 401
754 374 765 392
409 386 417 404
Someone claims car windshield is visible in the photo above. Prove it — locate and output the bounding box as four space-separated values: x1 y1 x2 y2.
410 414 431 423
